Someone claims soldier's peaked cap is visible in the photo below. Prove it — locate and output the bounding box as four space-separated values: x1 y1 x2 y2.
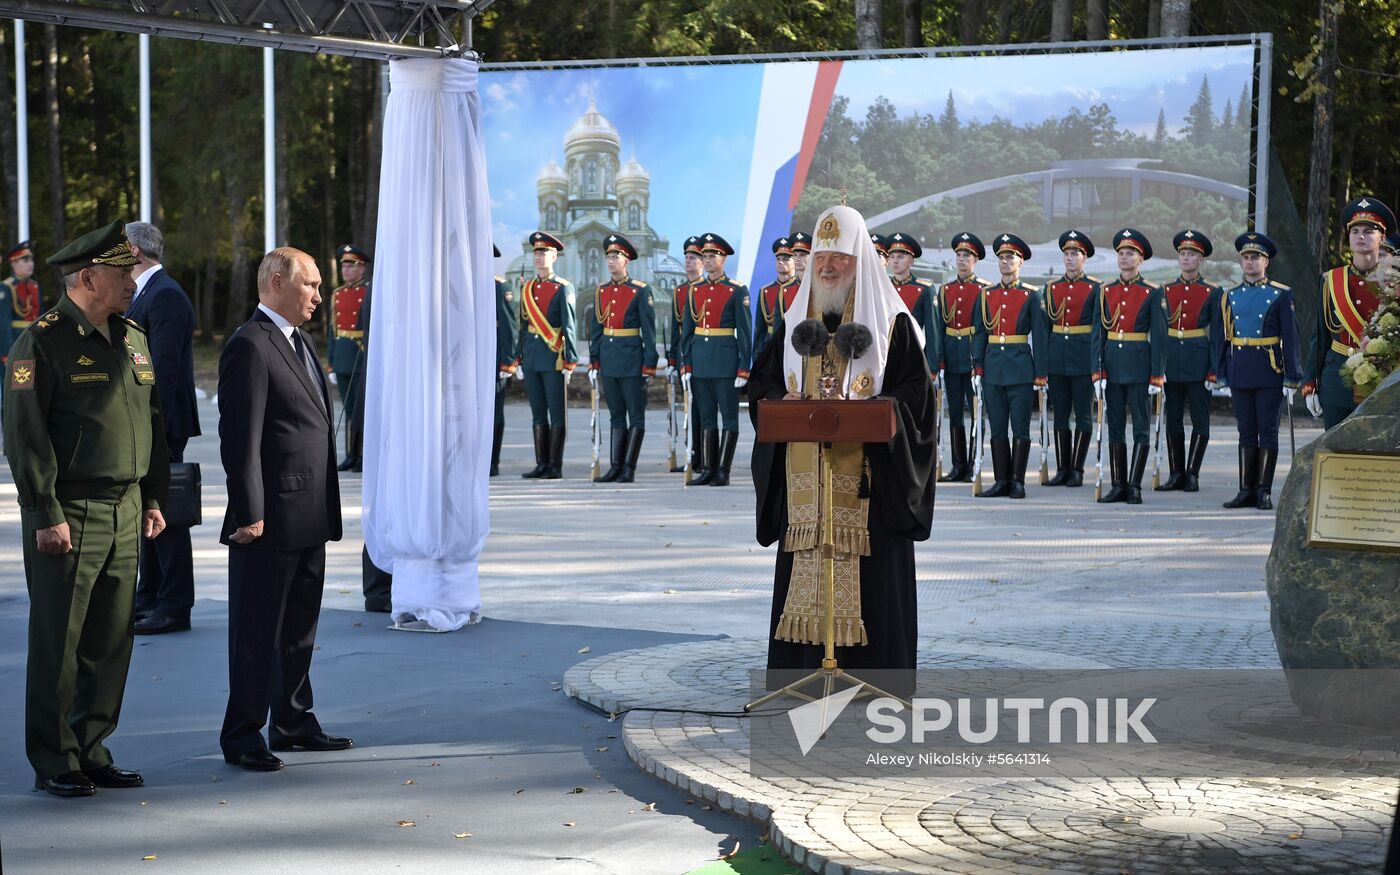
47 220 138 276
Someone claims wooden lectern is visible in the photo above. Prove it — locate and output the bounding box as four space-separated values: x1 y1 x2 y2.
746 397 911 711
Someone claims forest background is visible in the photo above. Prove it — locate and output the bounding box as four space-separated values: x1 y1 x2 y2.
0 0 1393 341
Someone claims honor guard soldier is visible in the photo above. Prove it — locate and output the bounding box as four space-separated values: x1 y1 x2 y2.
668 236 704 474
1218 232 1300 510
790 231 812 283
754 236 799 360
1302 196 1395 428
1382 233 1399 274
932 232 989 482
1042 230 1100 487
589 234 658 483
1094 229 1167 505
4 221 169 796
328 244 369 471
887 232 937 373
1158 230 1223 492
871 233 890 270
682 233 751 486
3 240 44 366
973 233 1048 498
492 245 519 476
517 231 577 479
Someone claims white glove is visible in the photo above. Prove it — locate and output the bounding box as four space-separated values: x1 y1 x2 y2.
658 365 673 378
1220 386 1233 398
682 372 692 390
561 368 573 382
1283 386 1296 404
1147 383 1162 396
588 369 599 388
1305 393 1322 418
327 372 338 385
1093 378 1106 399
514 367 525 381
935 372 945 392
971 374 982 394
497 371 511 387
1204 380 1217 391
734 377 748 389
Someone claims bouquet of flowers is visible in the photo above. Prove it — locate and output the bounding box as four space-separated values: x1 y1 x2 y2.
1341 265 1400 399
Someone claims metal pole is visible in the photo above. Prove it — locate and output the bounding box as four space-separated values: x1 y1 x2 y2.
1254 33 1272 234
139 33 151 222
262 44 275 251
15 19 30 240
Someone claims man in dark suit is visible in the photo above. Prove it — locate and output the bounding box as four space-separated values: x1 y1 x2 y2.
217 246 350 772
125 223 201 634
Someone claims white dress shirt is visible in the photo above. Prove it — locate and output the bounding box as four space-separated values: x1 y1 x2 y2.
130 262 164 307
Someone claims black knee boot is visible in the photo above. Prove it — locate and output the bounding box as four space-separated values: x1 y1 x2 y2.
617 428 645 483
1126 441 1149 504
1009 438 1031 499
690 429 718 486
545 426 566 479
522 425 550 478
1255 447 1278 510
1066 429 1091 488
940 425 967 482
1183 433 1208 492
979 438 1012 498
709 430 739 486
594 428 627 483
490 421 505 477
1157 433 1186 490
1045 429 1073 486
1098 444 1128 503
1223 446 1259 508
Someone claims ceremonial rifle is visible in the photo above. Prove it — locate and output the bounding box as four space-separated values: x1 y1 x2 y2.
1036 384 1049 485
1150 390 1164 489
1286 392 1296 456
971 385 984 496
682 377 693 483
588 371 601 481
665 370 679 471
933 373 945 481
1093 393 1106 500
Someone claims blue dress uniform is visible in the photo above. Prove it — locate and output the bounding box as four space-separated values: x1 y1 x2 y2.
887 232 937 373
1043 230 1099 487
328 244 368 470
1303 196 1395 428
1218 232 1301 511
590 234 658 483
1094 229 1167 504
491 245 519 477
517 232 577 479
931 232 988 482
753 236 799 361
973 234 1047 499
1158 230 1224 493
682 233 751 486
668 236 703 474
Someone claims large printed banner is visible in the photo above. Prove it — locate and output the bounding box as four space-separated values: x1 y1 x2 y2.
482 44 1257 321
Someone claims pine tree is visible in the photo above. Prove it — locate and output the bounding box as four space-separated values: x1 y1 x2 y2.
939 90 959 137
1221 98 1234 130
1183 75 1214 145
1153 108 1168 153
1237 83 1251 130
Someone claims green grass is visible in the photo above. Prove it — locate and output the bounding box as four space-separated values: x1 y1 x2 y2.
684 842 801 875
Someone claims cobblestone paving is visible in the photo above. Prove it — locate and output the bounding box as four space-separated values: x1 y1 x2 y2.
567 640 1397 873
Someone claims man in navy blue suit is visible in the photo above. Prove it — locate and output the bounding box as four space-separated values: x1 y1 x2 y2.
125 223 201 634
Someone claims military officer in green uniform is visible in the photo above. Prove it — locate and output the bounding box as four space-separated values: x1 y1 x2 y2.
1094 228 1167 505
589 234 658 483
887 232 937 373
328 244 369 471
972 233 1048 499
3 221 169 797
667 236 704 474
492 244 519 477
753 236 799 361
790 231 812 284
931 232 989 482
1157 230 1223 492
682 233 751 486
1042 230 1100 487
516 231 577 479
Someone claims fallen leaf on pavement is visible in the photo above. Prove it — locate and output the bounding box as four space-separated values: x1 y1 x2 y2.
567 787 586 794
142 855 157 861
404 780 416 785
595 746 608 752
514 789 525 795
453 832 472 839
397 821 416 827
563 821 576 828
641 802 656 811
722 841 741 859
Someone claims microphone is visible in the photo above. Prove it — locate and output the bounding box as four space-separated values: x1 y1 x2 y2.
835 323 874 398
791 318 829 398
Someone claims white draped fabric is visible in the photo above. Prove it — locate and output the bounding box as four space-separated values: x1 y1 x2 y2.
362 58 493 632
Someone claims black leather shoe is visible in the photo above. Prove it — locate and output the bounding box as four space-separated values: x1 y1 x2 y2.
35 771 96 797
364 601 391 614
133 613 191 635
337 456 356 472
83 764 144 788
132 606 156 622
269 732 354 752
224 750 284 771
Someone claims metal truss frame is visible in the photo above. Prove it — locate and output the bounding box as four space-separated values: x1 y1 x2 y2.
0 0 492 59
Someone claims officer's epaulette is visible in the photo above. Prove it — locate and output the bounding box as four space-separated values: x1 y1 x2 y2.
629 278 647 289
1084 274 1102 284
31 310 61 333
495 274 506 283
1268 279 1291 291
974 276 991 286
123 317 147 333
913 277 934 287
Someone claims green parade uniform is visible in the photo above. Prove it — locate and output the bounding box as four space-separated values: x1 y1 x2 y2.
589 234 658 483
668 236 704 474
753 236 799 362
517 232 577 479
972 234 1046 499
3 222 169 793
1158 230 1224 492
930 232 988 483
887 232 938 373
682 233 752 486
1043 230 1100 487
492 251 520 477
328 244 369 470
1094 229 1168 505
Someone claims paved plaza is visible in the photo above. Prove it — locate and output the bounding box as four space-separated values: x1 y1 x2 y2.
1 397 1393 872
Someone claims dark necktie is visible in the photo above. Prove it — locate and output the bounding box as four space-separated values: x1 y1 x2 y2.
291 331 324 400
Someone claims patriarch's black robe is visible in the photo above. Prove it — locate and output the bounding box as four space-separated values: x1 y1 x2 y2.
748 312 936 676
